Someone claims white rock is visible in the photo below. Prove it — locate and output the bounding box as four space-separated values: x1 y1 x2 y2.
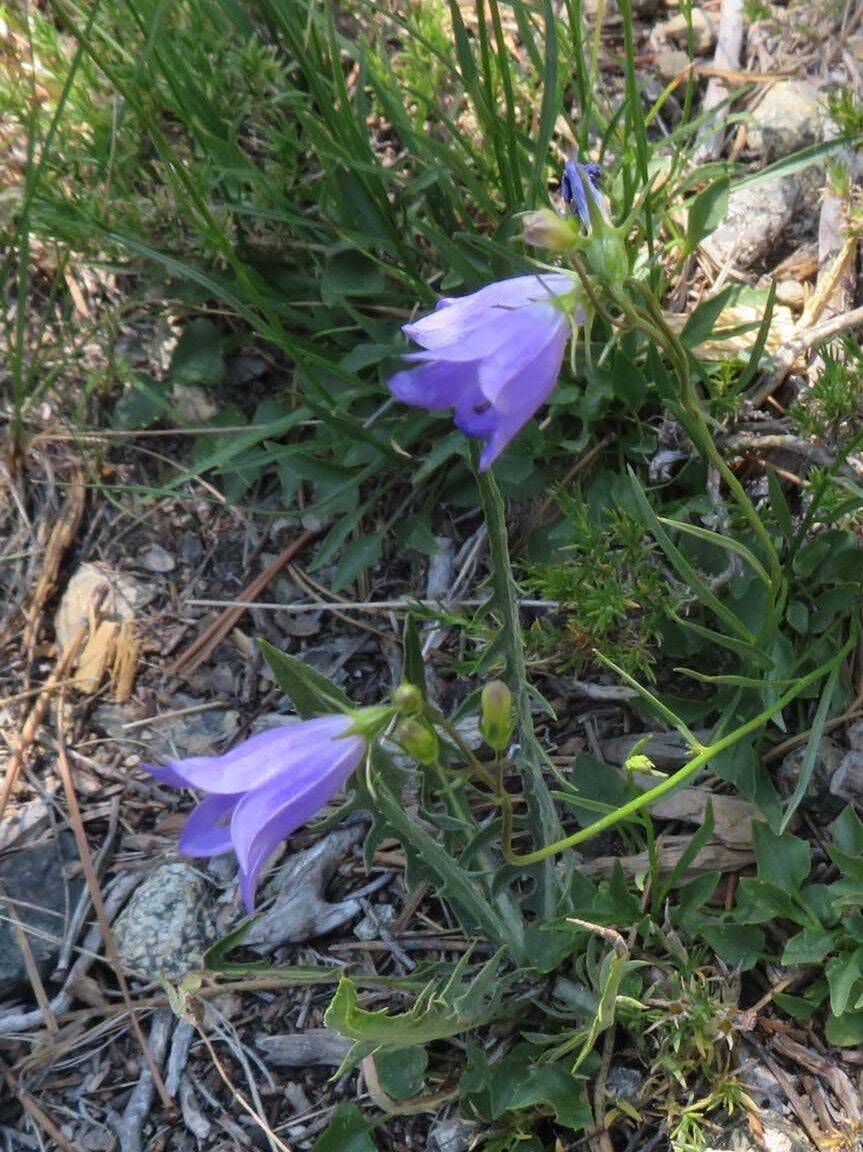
747 80 824 161
654 8 716 54
701 177 800 270
139 544 176 573
55 563 148 654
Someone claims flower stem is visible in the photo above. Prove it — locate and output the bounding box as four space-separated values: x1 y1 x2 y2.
472 449 564 916
501 627 856 865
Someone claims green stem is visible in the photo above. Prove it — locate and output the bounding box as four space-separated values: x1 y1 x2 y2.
472 450 563 917
501 629 855 865
631 285 783 594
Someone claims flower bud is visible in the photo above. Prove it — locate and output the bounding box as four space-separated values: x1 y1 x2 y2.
397 719 439 764
520 208 578 253
393 682 423 715
480 680 514 752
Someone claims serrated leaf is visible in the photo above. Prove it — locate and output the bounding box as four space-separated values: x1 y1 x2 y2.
258 640 353 717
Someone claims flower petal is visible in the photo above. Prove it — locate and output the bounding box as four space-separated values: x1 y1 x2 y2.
230 734 366 912
403 274 574 351
472 320 569 471
178 793 240 857
387 358 482 411
151 715 353 795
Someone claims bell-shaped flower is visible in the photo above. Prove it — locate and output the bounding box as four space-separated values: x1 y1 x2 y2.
387 273 581 471
145 715 367 912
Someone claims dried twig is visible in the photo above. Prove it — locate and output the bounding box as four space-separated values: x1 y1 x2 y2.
171 528 319 674
55 702 174 1112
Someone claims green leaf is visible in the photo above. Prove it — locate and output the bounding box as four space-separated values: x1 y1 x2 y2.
169 317 225 387
773 991 820 1021
826 1008 863 1047
699 923 764 970
680 285 736 348
753 824 811 892
373 1048 428 1101
685 176 729 252
332 531 384 592
832 806 863 856
325 951 511 1074
781 928 836 966
826 948 863 1016
507 1065 593 1130
311 1105 377 1152
112 374 172 430
258 640 353 717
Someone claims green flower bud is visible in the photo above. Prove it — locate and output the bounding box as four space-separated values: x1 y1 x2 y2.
520 208 579 253
397 719 439 765
393 682 423 715
480 680 514 752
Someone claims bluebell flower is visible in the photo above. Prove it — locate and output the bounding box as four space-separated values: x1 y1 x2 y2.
387 273 581 470
145 716 367 912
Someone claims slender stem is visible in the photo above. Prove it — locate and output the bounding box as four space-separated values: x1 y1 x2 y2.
472 450 563 916
632 285 783 593
501 627 856 865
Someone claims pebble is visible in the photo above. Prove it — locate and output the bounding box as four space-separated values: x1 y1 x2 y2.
112 863 216 980
706 1114 811 1152
429 1117 479 1152
95 694 239 762
831 750 863 804
747 79 824 162
139 544 176 574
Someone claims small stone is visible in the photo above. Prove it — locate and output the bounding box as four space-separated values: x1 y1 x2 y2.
654 8 716 53
0 833 85 998
354 904 397 941
847 718 863 752
747 80 824 162
113 863 215 980
55 563 148 655
604 1065 643 1104
831 750 863 803
429 1117 479 1152
776 280 806 309
653 47 691 82
776 736 846 821
139 544 176 574
701 177 800 270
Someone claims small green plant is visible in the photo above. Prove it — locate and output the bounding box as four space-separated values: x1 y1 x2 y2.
792 337 863 439
523 495 678 677
828 86 863 137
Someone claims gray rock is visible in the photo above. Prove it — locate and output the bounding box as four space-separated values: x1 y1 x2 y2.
139 544 176 574
429 1117 480 1152
702 177 801 270
831 750 863 803
255 1029 352 1068
604 1065 643 1104
95 695 239 762
747 80 824 162
354 903 396 941
0 833 85 998
112 864 215 980
776 736 847 821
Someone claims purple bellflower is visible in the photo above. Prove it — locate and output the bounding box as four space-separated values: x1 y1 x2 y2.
387 273 581 471
146 715 366 912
